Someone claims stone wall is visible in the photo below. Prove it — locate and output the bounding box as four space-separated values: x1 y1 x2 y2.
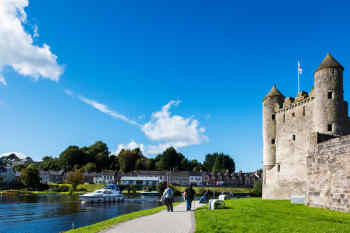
306 134 350 212
263 99 314 199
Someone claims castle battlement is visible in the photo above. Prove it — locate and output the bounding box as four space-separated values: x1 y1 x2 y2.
275 95 314 113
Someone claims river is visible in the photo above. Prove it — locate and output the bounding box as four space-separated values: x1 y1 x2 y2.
0 194 162 233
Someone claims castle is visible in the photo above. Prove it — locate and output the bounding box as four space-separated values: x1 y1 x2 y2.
263 53 350 212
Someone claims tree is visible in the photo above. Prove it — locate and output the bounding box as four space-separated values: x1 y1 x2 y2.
118 148 143 173
39 156 61 171
155 147 184 170
135 158 146 170
59 146 87 171
252 180 262 196
83 162 97 173
109 155 120 171
20 164 41 189
65 169 85 191
204 153 235 173
144 158 155 170
85 141 110 171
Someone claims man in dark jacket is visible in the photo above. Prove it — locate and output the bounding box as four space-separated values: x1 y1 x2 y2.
184 184 195 211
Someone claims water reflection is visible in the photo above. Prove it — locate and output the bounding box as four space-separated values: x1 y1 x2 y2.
0 194 162 233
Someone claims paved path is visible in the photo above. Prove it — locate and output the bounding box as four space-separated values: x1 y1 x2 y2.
101 201 203 233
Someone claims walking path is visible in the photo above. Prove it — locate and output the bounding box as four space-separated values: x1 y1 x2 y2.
101 201 204 233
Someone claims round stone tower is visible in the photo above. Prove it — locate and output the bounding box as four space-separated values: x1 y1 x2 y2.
263 85 284 169
313 53 345 135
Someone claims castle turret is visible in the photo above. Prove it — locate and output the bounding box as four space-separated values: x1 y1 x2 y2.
263 85 284 169
313 53 345 135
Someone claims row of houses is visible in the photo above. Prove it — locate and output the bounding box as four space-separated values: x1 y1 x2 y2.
118 170 261 187
1 166 260 187
0 167 116 185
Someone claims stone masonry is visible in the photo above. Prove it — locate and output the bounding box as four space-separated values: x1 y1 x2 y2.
263 53 350 212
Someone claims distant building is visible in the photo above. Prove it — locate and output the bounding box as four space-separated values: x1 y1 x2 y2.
189 172 203 186
0 166 16 184
93 171 115 184
118 170 260 187
120 176 159 186
39 170 65 184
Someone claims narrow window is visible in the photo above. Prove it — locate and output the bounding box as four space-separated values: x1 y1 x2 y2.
271 139 275 144
328 91 332 99
292 112 295 117
292 135 296 141
272 114 275 120
283 114 285 123
328 124 332 132
277 164 280 172
303 106 305 116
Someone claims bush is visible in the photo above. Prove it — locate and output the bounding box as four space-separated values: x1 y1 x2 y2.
49 185 70 192
251 181 262 197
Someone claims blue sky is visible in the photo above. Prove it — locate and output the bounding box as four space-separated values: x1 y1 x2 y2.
1 0 350 171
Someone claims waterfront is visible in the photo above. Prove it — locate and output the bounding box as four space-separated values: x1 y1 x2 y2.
0 194 161 233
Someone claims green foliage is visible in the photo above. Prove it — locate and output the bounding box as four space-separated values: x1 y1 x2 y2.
195 198 350 233
65 169 85 191
59 146 87 171
49 184 70 192
204 152 235 172
20 164 41 189
251 180 262 197
38 156 61 171
83 162 97 173
118 148 143 173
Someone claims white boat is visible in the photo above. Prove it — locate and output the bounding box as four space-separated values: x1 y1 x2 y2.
80 184 124 203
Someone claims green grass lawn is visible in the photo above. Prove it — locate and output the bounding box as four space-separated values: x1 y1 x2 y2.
195 198 350 233
65 202 180 233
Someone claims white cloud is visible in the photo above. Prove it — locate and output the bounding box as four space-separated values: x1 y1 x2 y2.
78 95 140 126
142 100 208 148
64 89 73 96
0 75 7 86
66 94 209 156
0 0 63 85
1 152 29 160
116 140 145 155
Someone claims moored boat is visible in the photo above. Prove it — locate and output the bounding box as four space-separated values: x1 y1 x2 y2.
80 184 124 203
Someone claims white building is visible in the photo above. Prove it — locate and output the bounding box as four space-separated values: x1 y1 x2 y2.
189 174 203 186
93 171 115 184
120 176 160 186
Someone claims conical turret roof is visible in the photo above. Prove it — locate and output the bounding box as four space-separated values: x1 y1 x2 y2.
316 53 344 72
263 85 284 102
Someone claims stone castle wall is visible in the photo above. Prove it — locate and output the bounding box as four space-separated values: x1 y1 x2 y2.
263 99 314 199
306 134 350 212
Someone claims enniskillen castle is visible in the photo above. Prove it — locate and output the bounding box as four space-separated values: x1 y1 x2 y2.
263 53 350 212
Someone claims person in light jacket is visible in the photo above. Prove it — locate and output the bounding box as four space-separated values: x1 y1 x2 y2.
161 183 174 212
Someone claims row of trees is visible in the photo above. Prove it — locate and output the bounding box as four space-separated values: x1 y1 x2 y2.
20 141 235 174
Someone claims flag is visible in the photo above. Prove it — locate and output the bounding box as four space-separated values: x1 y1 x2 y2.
298 60 303 75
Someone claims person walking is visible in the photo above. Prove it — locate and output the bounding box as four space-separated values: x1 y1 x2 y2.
184 184 195 211
161 183 174 212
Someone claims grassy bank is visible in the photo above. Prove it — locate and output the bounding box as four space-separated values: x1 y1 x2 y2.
195 198 350 233
65 202 180 233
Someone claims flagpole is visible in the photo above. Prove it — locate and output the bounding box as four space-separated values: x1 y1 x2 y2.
297 68 300 94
